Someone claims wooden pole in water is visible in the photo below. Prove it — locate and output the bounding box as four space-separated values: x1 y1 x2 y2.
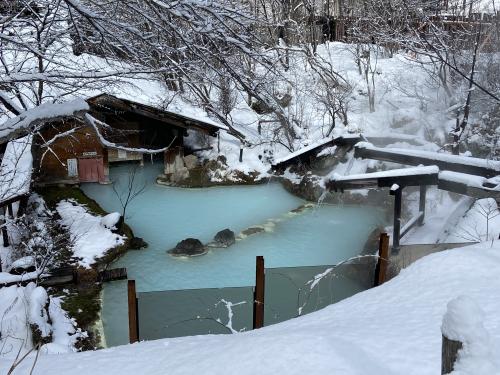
442 334 462 374
253 256 265 329
374 233 390 286
128 280 139 343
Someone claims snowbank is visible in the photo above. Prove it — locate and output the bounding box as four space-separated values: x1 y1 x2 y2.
57 200 125 267
1 242 499 374
0 283 84 360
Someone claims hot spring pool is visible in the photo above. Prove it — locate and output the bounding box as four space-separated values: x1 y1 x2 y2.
81 163 383 346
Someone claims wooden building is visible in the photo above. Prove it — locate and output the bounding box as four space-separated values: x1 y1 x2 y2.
34 94 224 185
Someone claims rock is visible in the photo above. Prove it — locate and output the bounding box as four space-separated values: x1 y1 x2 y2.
212 229 235 248
130 237 148 249
168 238 207 257
241 226 264 236
290 204 314 214
183 154 198 170
170 167 190 183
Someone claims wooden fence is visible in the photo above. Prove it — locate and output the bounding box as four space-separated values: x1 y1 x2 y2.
127 232 391 343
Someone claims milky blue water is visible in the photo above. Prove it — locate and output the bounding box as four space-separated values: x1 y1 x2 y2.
81 163 383 346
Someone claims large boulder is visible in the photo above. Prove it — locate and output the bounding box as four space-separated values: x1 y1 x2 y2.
168 238 207 257
211 229 235 248
183 154 198 170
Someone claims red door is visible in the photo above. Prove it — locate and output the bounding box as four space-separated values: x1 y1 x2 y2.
78 158 104 183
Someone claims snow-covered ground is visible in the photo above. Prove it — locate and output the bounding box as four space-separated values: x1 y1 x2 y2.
0 283 85 359
57 200 125 268
0 241 499 374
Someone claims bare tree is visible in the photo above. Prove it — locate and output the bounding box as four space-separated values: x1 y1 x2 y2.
111 164 146 230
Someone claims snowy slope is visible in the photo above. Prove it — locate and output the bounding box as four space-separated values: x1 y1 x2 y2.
1 242 499 374
57 200 125 268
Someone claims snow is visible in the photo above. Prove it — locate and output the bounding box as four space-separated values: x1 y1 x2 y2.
0 270 41 285
356 142 500 172
0 283 85 359
446 198 500 242
327 165 440 183
101 212 121 230
57 200 125 268
442 295 486 343
0 99 89 140
0 135 33 204
27 285 51 338
439 171 500 191
1 241 500 374
442 296 498 375
9 256 35 269
43 296 86 354
273 137 336 165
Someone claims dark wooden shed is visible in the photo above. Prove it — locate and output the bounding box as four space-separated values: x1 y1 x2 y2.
34 94 224 185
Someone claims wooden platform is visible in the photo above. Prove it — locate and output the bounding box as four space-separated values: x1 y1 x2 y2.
99 268 128 282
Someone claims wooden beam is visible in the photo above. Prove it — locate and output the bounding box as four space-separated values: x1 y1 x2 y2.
390 186 403 254
128 280 139 343
326 172 438 191
253 256 265 329
437 178 500 199
355 145 500 178
418 185 426 225
400 211 425 239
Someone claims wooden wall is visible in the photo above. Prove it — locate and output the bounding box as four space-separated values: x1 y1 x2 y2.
34 120 106 184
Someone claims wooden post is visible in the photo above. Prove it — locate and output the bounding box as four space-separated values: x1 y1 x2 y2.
217 132 221 154
374 233 390 287
418 185 426 225
390 186 402 255
253 256 265 329
128 280 139 343
1 206 9 247
442 334 462 374
17 196 28 216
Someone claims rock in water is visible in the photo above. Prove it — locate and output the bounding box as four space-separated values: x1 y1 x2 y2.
213 229 235 248
168 238 207 257
130 237 148 249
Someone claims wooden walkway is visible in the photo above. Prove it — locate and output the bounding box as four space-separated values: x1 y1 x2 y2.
326 142 500 253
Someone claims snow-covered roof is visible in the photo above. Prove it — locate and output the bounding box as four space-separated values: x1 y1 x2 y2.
0 99 89 144
87 94 228 134
0 135 33 205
